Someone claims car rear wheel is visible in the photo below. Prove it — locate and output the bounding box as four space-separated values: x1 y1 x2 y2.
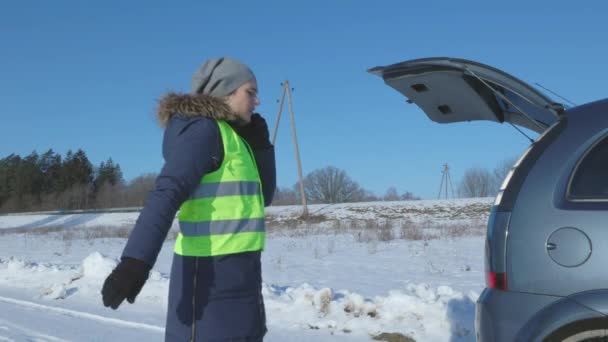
543 318 608 342
562 330 608 342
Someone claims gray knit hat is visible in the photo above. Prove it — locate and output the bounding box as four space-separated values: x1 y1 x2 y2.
191 57 255 96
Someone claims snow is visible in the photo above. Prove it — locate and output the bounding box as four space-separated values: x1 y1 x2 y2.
0 197 492 341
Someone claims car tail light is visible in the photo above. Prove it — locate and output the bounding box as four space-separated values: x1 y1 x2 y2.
486 272 508 290
485 210 510 291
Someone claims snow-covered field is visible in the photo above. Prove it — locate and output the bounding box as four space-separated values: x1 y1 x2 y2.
0 198 493 342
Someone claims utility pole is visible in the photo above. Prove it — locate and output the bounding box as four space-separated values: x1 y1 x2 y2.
272 80 308 217
437 163 455 199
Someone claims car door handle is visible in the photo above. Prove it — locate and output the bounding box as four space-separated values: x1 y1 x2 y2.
546 242 557 251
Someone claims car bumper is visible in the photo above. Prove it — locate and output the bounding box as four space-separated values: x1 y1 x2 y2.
476 288 558 342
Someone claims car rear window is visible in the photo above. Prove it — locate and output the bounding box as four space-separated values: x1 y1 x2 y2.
568 134 608 200
495 118 566 211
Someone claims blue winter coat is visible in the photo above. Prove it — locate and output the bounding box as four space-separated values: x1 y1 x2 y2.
121 93 275 341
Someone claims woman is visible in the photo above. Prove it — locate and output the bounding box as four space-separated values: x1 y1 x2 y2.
102 57 276 341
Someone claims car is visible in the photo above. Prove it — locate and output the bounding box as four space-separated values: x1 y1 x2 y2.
369 57 608 341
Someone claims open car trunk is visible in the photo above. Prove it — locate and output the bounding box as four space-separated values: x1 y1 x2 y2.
368 57 564 134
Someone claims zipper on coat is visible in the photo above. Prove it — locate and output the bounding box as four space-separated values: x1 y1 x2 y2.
191 258 199 342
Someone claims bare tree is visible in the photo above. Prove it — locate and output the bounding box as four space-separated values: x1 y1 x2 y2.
123 173 157 207
360 190 380 202
271 186 299 206
458 167 495 198
492 157 518 191
54 183 93 210
382 186 420 201
383 186 400 201
94 182 126 208
303 166 364 204
400 191 421 201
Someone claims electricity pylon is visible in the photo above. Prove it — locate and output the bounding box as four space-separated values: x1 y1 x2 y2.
272 80 308 217
437 163 455 199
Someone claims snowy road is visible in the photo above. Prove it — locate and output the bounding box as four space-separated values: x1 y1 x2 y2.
0 292 370 342
0 293 164 342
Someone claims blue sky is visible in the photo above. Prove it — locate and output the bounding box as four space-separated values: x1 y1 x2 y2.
2 1 607 199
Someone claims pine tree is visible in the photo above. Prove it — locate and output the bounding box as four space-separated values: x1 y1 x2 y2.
39 149 63 194
112 162 124 186
57 149 94 210
72 149 94 185
93 158 126 208
0 154 21 209
18 151 44 209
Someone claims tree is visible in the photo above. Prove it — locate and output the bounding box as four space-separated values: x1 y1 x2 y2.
61 149 93 189
492 157 518 192
94 181 123 208
38 149 63 195
383 186 400 201
94 158 125 190
271 186 299 206
55 183 93 210
123 173 157 207
360 190 380 202
0 154 21 211
458 167 495 198
57 149 94 209
303 166 364 204
18 151 44 209
400 191 421 201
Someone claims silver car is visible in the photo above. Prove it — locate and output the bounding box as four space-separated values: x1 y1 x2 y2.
369 57 608 341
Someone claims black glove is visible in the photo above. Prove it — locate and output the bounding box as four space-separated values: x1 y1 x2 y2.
102 257 151 310
233 113 272 150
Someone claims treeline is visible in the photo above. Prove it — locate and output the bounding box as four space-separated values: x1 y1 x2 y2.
273 157 518 205
457 157 517 198
0 149 156 213
2 149 512 213
0 150 423 213
272 166 420 205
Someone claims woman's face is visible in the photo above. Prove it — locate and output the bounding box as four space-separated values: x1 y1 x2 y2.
225 79 260 123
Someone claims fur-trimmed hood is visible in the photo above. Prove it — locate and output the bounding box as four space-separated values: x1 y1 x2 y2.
157 93 238 128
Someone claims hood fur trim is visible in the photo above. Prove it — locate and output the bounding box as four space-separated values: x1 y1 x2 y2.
157 93 238 127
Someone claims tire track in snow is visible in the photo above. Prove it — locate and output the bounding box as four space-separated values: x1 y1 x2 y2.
0 317 70 342
0 295 164 333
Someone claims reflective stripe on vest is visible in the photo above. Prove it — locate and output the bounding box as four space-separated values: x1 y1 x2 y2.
189 181 260 199
179 218 264 236
174 120 265 257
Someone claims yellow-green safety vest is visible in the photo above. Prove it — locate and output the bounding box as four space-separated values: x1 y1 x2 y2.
174 120 265 257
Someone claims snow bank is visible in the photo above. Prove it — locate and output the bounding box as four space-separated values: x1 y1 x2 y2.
263 282 476 341
0 253 477 341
